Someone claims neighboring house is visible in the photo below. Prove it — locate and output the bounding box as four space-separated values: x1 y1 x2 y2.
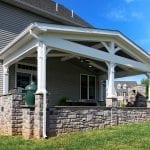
115 81 146 107
0 0 150 138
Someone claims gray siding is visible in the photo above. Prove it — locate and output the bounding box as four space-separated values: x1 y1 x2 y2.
0 1 92 96
48 59 99 104
9 58 100 105
0 2 57 50
46 58 99 105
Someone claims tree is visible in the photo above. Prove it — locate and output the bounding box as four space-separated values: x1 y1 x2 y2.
141 78 149 98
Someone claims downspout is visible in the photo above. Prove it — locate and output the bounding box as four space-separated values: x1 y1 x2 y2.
30 29 47 139
42 42 47 139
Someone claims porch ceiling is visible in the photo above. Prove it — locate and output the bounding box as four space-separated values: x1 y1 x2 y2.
46 50 142 79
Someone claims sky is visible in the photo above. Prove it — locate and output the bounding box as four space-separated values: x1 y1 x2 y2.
54 0 150 83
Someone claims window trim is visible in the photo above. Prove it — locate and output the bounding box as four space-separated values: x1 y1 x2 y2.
15 62 37 88
80 74 96 100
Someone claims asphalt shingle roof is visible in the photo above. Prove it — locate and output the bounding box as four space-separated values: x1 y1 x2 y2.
1 0 92 27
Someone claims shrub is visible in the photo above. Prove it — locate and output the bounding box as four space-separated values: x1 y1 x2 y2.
55 96 68 106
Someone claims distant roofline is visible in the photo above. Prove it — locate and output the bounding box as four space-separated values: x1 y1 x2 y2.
115 81 137 82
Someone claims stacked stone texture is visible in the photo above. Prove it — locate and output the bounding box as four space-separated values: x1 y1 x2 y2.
33 94 43 138
22 108 34 139
0 94 150 139
47 107 150 137
0 94 23 135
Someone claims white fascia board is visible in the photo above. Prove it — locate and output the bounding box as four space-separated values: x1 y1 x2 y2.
3 39 38 66
34 22 119 36
42 36 150 72
0 23 35 56
117 34 150 59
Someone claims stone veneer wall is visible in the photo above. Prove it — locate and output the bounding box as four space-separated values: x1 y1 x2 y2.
0 94 23 135
0 94 150 139
47 107 150 136
22 107 34 139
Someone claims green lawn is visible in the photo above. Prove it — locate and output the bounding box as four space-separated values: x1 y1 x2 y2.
0 122 150 150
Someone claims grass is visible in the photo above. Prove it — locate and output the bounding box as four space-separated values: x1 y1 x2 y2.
0 122 150 150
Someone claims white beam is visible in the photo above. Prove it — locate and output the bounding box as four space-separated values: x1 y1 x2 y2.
115 46 122 53
91 43 103 49
42 37 150 72
101 41 110 52
27 53 70 58
46 48 53 55
87 60 107 72
48 53 70 57
118 65 135 73
42 33 150 64
116 41 148 64
61 55 76 61
3 39 37 66
109 41 115 54
109 41 121 54
37 23 150 63
100 70 142 81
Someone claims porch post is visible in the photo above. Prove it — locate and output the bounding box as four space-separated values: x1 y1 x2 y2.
34 42 47 138
147 73 150 108
3 65 9 95
106 62 117 107
36 42 47 93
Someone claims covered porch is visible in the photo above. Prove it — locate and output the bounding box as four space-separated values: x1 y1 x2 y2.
0 23 150 108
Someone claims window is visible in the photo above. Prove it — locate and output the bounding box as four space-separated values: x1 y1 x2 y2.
18 64 37 71
17 72 31 88
81 75 88 99
80 74 96 100
123 92 128 97
117 83 121 89
117 92 121 96
123 84 127 89
89 76 96 99
16 63 37 88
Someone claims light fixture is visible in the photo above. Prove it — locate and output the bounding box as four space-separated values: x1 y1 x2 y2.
80 59 84 63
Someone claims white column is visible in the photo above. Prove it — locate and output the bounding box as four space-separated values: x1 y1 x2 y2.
146 73 150 108
36 42 47 93
106 62 117 107
3 65 9 95
36 42 47 138
107 62 117 98
147 73 150 101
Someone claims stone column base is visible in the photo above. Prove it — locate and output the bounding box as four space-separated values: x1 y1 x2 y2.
147 100 150 108
34 94 43 139
106 97 117 107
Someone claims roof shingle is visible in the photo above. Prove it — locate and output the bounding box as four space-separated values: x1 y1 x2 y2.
1 0 92 27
